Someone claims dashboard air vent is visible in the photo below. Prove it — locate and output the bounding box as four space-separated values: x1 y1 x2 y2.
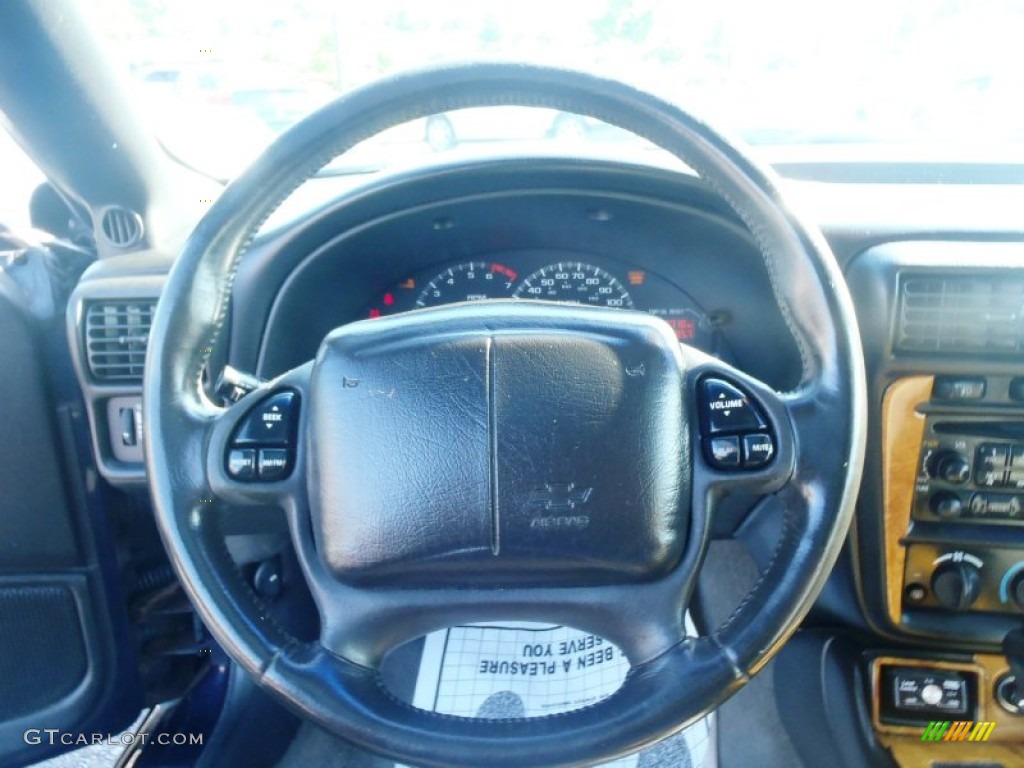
896 275 1024 355
99 207 144 248
85 300 155 381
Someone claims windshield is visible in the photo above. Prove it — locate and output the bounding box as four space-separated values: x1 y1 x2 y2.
92 0 1024 179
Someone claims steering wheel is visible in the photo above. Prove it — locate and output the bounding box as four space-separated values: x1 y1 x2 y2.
143 64 866 768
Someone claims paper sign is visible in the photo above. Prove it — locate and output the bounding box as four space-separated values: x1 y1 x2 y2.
402 622 715 768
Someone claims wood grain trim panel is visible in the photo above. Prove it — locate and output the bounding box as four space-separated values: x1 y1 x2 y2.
871 654 1024 765
881 376 933 627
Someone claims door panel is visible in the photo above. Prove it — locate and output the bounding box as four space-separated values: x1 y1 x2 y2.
0 273 141 765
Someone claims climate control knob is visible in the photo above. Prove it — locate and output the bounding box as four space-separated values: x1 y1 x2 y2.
931 561 982 611
929 451 971 485
1009 572 1024 610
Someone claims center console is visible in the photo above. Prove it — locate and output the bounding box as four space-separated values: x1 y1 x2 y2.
881 374 1024 641
844 242 1024 762
903 396 1024 616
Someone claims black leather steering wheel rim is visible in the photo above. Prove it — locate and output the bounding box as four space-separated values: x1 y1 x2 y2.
143 63 867 768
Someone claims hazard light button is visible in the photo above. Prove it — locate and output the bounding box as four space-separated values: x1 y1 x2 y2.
700 378 767 435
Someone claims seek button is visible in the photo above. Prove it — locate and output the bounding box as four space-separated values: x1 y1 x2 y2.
233 390 297 446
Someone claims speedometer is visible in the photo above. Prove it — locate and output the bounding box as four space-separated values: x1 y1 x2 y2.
415 261 518 307
513 262 635 308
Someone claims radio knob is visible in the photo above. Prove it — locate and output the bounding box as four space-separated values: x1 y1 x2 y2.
931 561 982 611
930 492 963 519
929 451 971 485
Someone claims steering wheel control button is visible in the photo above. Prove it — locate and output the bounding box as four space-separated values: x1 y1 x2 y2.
707 436 741 469
700 378 767 435
227 449 257 480
225 390 299 482
742 434 775 468
697 377 774 471
232 390 297 446
258 448 290 481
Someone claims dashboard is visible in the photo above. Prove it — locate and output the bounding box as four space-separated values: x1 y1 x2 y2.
231 160 801 386
64 154 1024 759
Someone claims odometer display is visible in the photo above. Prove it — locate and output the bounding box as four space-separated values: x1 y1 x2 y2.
513 262 635 308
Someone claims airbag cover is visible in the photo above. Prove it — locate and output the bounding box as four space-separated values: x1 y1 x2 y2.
308 301 688 586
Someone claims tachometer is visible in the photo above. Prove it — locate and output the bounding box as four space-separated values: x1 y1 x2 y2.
415 261 518 307
513 262 635 308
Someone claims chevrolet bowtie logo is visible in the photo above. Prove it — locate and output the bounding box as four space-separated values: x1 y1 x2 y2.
526 483 593 513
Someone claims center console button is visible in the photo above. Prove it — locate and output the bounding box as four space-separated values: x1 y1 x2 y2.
1008 446 1024 489
975 443 1010 488
921 683 944 706
968 493 1023 519
933 376 986 401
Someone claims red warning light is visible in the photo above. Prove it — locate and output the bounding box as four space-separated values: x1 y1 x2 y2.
383 293 395 307
368 308 381 319
666 317 696 340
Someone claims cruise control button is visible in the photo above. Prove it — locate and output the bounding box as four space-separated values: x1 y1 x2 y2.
233 391 297 446
258 448 290 481
700 378 766 435
706 436 741 469
227 448 257 480
742 434 775 468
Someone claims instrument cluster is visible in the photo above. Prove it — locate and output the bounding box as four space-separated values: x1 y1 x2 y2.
364 250 720 351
